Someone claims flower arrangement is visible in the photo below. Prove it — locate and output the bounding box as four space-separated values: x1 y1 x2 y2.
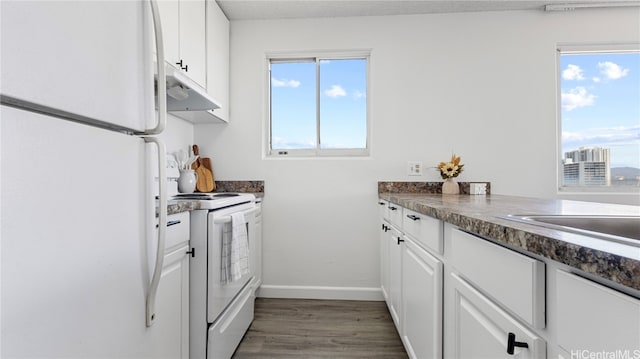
437 154 464 180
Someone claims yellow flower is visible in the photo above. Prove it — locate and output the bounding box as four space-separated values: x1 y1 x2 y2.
437 154 464 179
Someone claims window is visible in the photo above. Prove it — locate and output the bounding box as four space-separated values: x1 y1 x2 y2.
557 45 640 191
268 52 369 157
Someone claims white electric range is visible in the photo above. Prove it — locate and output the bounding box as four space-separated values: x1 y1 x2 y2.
172 192 258 359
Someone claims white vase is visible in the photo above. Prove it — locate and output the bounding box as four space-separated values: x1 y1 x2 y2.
178 170 197 193
442 177 460 194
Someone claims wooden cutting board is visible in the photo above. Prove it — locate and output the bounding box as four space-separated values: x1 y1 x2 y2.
192 145 214 192
200 157 216 191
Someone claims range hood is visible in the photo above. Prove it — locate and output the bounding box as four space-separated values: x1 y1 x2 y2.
162 63 224 123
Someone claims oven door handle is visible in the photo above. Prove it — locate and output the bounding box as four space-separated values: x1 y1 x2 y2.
212 206 260 224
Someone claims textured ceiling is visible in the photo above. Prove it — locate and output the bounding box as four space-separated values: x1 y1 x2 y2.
216 0 639 20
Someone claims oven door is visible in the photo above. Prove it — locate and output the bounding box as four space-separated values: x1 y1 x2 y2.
207 206 256 323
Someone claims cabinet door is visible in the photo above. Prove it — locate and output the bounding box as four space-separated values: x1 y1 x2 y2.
556 270 640 357
380 221 390 303
206 0 230 121
402 238 443 359
157 0 180 67
388 226 403 329
179 0 206 87
153 245 190 359
449 273 545 359
251 205 263 289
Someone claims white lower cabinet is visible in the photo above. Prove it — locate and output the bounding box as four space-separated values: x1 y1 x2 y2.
556 270 640 358
153 212 190 359
402 237 443 359
378 199 639 359
448 272 546 359
380 220 391 303
252 201 263 290
388 224 403 328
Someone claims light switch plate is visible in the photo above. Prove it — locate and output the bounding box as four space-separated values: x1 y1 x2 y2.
408 161 423 176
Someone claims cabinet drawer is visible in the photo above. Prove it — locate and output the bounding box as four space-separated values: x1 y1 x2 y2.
556 270 640 355
451 228 545 329
207 284 255 359
166 212 190 250
387 203 403 227
378 199 389 220
403 209 443 254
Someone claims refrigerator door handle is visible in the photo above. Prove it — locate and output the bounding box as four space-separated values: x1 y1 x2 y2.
145 137 167 327
137 0 166 136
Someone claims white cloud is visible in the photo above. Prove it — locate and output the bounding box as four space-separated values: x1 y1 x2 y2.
271 136 315 149
562 125 640 147
562 64 585 80
592 77 601 83
352 90 366 99
325 85 346 98
561 86 596 111
271 77 301 88
598 61 629 80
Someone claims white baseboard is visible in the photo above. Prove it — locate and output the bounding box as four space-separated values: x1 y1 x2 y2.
256 285 384 301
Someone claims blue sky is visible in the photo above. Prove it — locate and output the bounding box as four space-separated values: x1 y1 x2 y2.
270 59 367 149
560 52 640 168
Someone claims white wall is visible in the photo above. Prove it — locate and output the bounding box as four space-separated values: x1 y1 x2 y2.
194 8 640 299
160 114 195 157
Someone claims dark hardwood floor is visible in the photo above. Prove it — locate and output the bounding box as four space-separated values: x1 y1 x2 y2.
232 298 409 359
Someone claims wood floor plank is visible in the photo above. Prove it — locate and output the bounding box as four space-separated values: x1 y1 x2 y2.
232 298 409 359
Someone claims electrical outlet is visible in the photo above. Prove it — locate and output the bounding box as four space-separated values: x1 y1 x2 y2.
408 161 423 176
470 183 487 195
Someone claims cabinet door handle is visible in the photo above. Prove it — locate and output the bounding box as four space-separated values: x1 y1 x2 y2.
397 237 404 245
388 206 397 211
378 201 385 205
506 332 529 355
186 248 195 258
176 59 188 71
406 214 420 221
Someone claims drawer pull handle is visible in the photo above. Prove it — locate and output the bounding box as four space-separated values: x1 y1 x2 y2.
388 206 397 211
155 219 181 228
397 237 404 245
378 201 385 205
406 214 420 221
167 220 181 227
506 332 529 355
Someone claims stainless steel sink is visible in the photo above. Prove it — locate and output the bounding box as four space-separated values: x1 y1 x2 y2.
500 214 640 246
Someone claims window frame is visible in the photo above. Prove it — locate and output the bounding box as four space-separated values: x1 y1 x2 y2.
555 43 640 194
265 50 371 158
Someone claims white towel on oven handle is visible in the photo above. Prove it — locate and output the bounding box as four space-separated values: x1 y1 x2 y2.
228 212 249 282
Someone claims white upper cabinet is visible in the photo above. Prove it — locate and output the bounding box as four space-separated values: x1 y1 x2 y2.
158 0 206 88
206 0 230 122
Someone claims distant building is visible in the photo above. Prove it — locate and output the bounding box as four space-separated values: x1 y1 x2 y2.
563 147 610 186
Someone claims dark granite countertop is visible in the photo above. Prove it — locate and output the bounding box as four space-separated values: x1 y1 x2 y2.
379 193 640 291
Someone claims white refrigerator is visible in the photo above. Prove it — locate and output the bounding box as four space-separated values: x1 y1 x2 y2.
1 1 175 357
